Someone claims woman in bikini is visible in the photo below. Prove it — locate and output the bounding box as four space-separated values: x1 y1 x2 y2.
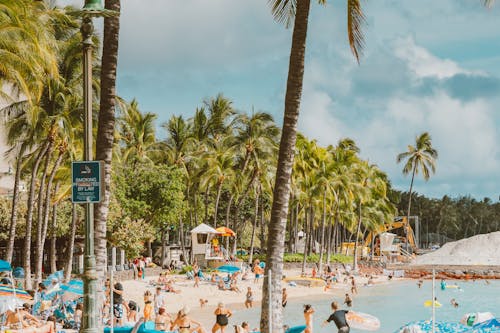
171 306 206 333
303 304 314 333
155 307 171 331
212 302 232 333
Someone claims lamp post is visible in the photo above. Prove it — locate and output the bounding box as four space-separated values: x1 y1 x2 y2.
79 1 115 332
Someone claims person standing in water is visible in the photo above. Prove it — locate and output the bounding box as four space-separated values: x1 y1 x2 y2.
303 304 314 333
322 301 350 333
212 302 232 333
344 294 352 307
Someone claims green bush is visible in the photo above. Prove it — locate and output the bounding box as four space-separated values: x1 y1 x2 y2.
236 253 352 264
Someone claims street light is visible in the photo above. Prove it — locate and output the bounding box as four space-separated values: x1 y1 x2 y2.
79 1 117 332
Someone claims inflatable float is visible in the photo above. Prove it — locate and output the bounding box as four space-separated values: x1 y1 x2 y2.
285 325 306 333
104 321 165 333
346 311 380 331
460 312 495 326
424 300 442 307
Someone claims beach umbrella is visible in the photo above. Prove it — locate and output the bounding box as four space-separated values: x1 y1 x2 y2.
0 260 11 272
60 280 83 301
43 270 64 287
0 285 32 300
395 320 471 333
0 296 23 314
215 227 236 237
216 265 241 273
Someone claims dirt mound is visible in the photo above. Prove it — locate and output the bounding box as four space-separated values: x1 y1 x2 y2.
414 231 500 266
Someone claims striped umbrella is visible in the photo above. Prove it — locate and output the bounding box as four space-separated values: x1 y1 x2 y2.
0 285 32 300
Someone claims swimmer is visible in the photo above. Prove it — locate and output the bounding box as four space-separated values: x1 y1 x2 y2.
450 298 459 308
417 280 423 289
245 287 253 308
303 304 314 333
212 302 232 333
344 293 352 307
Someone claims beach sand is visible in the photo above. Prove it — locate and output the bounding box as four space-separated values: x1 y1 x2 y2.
118 267 393 330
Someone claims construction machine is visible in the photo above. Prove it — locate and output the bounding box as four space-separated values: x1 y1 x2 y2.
364 216 418 256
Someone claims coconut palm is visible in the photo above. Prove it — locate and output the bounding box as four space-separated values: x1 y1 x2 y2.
261 1 366 331
118 99 159 166
95 0 121 280
397 132 438 248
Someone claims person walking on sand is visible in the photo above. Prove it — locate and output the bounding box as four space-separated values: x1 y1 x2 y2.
212 302 232 333
144 290 154 321
154 286 166 315
245 287 253 308
303 304 314 333
322 301 350 333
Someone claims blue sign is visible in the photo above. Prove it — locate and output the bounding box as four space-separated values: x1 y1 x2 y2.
71 161 103 203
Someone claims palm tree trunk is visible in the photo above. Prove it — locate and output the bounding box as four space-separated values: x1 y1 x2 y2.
248 191 259 265
301 206 310 275
179 215 188 265
260 1 311 332
35 141 54 283
318 190 327 273
204 184 209 223
95 0 121 283
225 193 234 226
353 202 362 271
36 146 63 283
293 203 299 253
213 182 222 227
64 204 78 282
5 155 22 263
23 141 50 289
161 229 166 268
50 183 60 273
406 165 417 250
326 215 332 264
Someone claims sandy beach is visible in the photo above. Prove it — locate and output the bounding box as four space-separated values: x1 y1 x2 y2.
118 267 393 330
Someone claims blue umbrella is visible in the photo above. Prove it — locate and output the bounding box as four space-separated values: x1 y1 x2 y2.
43 270 64 287
216 265 241 273
60 280 83 301
395 320 471 333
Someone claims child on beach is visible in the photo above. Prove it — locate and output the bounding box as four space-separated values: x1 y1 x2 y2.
144 290 154 321
344 294 352 307
245 287 254 308
303 304 314 333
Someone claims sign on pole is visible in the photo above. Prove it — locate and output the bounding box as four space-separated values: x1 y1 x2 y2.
71 161 103 203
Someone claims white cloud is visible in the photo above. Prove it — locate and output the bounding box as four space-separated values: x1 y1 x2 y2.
393 37 471 79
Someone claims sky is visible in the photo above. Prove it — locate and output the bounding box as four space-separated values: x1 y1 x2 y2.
71 0 500 201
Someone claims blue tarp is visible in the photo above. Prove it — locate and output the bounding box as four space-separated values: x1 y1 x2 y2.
0 260 12 272
473 318 500 332
395 320 471 333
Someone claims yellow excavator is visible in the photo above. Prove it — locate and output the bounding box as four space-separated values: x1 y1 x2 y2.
364 216 418 255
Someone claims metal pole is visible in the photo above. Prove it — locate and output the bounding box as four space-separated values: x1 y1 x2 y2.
432 268 435 333
81 16 98 333
268 269 272 333
110 247 116 333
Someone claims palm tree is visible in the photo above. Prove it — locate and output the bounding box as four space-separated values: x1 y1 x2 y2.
397 132 438 249
94 0 121 280
261 1 366 332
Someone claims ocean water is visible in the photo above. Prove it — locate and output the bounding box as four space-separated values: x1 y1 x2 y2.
230 280 500 333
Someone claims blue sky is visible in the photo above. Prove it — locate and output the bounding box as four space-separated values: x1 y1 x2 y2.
85 0 500 200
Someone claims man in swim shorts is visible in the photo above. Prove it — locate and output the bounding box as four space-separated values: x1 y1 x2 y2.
322 301 349 333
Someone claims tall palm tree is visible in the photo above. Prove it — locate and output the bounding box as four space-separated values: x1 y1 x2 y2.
397 132 438 248
94 0 121 281
261 1 365 332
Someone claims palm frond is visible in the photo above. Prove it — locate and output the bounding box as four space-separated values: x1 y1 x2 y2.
269 0 297 28
347 0 365 63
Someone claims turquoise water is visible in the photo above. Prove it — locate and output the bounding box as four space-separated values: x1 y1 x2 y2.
231 280 500 332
